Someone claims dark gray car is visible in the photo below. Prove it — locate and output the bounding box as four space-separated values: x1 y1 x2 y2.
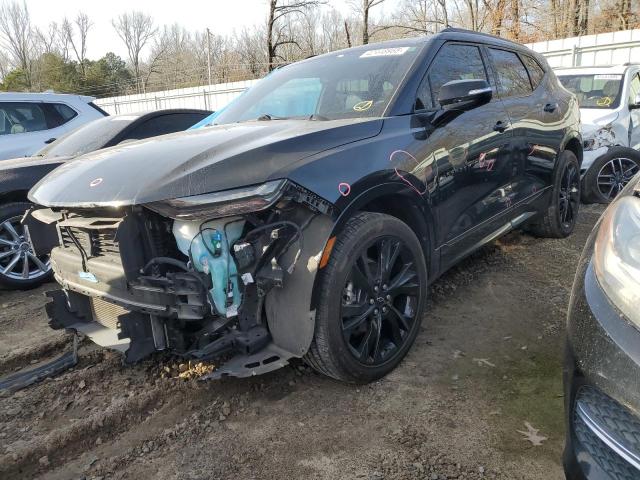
0 109 211 289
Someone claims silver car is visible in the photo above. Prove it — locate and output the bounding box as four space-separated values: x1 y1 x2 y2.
556 64 640 203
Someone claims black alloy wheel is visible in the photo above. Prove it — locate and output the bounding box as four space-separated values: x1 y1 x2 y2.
305 212 427 383
341 237 420 365
526 149 580 238
558 160 580 230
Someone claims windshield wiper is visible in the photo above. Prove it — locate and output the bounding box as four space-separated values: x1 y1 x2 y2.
308 114 329 121
257 113 289 121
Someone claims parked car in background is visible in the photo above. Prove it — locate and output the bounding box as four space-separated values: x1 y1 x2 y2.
556 64 640 203
0 92 108 160
0 108 211 289
29 29 582 382
564 173 640 480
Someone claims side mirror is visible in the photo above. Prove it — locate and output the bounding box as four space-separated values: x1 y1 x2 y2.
630 93 640 110
438 79 493 112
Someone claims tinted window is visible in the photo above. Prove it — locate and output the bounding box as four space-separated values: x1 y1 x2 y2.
122 113 209 141
417 43 488 110
629 74 640 105
522 55 545 89
557 74 623 109
53 103 77 122
37 115 138 157
213 45 422 123
43 103 78 129
488 48 532 97
0 102 48 135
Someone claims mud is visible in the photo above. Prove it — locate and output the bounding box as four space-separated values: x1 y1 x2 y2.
0 204 605 480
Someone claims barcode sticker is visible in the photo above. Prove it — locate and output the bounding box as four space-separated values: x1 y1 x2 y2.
594 74 622 80
360 47 410 58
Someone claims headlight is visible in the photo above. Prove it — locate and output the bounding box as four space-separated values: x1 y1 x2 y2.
583 124 616 151
593 194 640 327
146 179 287 220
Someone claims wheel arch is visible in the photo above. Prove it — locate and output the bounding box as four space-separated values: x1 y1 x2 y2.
310 182 436 310
563 135 583 168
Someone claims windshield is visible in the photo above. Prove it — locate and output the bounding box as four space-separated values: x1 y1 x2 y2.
213 45 423 124
37 115 138 157
557 74 623 109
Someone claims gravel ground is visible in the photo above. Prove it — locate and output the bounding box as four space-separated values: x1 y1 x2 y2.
0 204 605 480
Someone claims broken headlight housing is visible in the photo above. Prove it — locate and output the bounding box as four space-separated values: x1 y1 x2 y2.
593 194 640 328
583 113 618 151
146 179 287 220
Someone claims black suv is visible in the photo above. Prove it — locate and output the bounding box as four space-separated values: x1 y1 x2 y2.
29 28 582 383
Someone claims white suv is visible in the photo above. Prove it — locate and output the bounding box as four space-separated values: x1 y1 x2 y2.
556 64 640 203
0 92 107 161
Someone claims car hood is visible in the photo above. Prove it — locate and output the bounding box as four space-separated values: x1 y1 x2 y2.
0 155 73 171
29 118 383 208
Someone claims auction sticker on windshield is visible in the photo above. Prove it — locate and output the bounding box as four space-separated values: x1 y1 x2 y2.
594 74 622 80
360 47 411 58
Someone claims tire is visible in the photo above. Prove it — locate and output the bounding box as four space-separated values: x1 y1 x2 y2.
527 150 580 239
305 212 428 383
0 202 53 289
581 147 640 204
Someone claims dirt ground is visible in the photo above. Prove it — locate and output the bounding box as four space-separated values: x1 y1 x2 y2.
0 204 605 480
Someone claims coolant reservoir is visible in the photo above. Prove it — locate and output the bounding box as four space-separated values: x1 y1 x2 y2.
172 217 245 316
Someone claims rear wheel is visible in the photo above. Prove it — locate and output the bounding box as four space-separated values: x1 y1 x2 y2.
582 147 640 204
0 202 52 289
305 212 427 383
527 150 580 239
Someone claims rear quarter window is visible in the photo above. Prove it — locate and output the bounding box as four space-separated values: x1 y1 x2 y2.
522 55 545 90
488 48 532 98
44 103 78 129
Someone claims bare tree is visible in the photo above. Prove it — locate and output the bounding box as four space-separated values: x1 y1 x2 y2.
266 0 324 70
63 12 92 76
0 0 33 86
349 0 387 44
112 11 157 92
344 19 353 47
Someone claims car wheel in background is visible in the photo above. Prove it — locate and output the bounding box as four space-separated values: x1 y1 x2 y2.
527 150 580 239
0 202 52 289
305 212 428 383
582 147 640 204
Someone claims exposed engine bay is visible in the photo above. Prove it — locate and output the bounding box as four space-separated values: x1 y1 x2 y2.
32 182 334 378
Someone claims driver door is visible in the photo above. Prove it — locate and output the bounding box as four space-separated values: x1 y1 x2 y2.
413 42 515 268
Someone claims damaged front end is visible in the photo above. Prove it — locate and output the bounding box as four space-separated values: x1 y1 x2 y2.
36 180 334 378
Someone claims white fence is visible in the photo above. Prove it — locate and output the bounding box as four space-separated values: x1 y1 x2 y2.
95 29 640 115
94 79 259 115
527 29 640 67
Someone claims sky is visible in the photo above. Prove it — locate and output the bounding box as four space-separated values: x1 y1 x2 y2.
25 0 396 61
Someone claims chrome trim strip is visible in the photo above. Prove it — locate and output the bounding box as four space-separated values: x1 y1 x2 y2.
467 87 492 95
576 397 640 471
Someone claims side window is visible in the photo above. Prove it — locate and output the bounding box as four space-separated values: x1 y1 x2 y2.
122 114 207 141
0 102 48 135
628 73 640 106
488 48 532 98
522 55 545 90
417 43 488 110
43 103 78 129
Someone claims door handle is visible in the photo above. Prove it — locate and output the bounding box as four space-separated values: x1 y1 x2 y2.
543 103 558 113
44 137 56 144
493 121 508 133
